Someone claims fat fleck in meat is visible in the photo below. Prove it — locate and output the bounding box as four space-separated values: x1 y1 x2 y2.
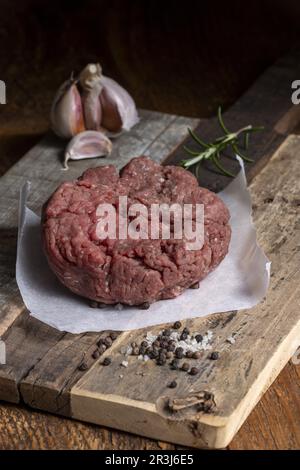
42 156 231 306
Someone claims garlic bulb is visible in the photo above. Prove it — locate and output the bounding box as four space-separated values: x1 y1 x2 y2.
51 64 139 140
79 63 103 131
51 79 85 139
63 130 112 170
100 75 139 134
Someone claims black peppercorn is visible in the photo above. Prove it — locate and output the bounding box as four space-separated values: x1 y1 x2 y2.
149 349 159 359
181 362 190 372
157 356 166 366
92 349 100 359
190 367 199 376
102 357 112 366
185 350 193 358
192 351 201 359
170 358 180 370
190 282 200 289
78 361 88 371
183 327 190 335
180 332 188 341
163 329 171 337
141 340 148 348
173 321 182 329
104 336 113 347
195 334 203 343
110 332 118 341
175 347 184 359
98 344 107 355
168 380 177 388
210 351 219 360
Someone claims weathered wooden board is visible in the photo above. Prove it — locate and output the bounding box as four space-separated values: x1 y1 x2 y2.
0 50 300 449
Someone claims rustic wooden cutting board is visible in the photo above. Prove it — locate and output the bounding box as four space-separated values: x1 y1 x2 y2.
0 50 300 449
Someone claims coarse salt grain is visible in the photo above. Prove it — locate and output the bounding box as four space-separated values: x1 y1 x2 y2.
121 360 128 367
226 335 236 344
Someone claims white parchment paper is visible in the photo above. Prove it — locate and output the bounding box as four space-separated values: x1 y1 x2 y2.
16 159 271 333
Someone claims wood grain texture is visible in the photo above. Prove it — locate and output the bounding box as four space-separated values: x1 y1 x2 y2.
0 132 298 448
70 134 300 448
1 359 298 450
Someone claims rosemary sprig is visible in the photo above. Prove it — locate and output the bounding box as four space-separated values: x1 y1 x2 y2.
181 107 264 177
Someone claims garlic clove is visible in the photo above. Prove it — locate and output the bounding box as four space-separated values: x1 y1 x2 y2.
100 75 139 135
79 64 103 131
63 130 112 170
51 79 85 139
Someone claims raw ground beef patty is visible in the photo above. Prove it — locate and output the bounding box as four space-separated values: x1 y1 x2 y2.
42 156 231 306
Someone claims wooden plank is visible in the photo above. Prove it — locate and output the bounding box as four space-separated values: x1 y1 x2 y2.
70 134 300 448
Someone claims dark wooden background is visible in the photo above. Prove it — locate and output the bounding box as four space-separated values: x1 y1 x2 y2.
0 0 299 449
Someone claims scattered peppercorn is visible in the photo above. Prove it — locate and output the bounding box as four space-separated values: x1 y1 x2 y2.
192 351 201 359
167 343 176 352
170 359 180 370
180 332 188 341
98 344 107 355
183 327 190 335
153 340 160 348
104 336 113 347
110 332 118 340
149 349 159 359
173 321 182 329
160 340 169 349
168 380 177 388
175 347 184 359
141 340 148 348
157 356 166 366
210 351 219 360
78 361 88 371
139 302 150 310
195 334 203 343
97 338 105 347
132 347 140 355
102 357 112 366
92 349 100 359
163 329 171 337
185 350 193 358
181 362 190 372
190 281 200 289
97 302 107 309
190 367 199 376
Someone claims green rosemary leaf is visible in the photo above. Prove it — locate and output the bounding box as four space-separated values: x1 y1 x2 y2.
244 132 250 150
217 107 230 135
212 154 236 177
183 146 202 157
188 128 210 149
232 143 254 163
